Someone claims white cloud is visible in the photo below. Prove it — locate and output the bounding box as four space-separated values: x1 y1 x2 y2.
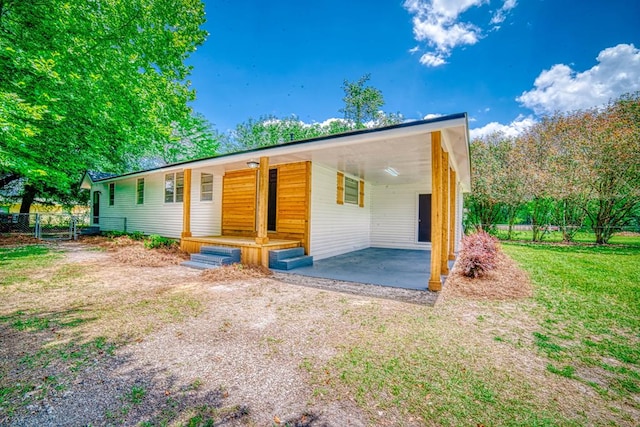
403 0 517 67
470 115 535 139
423 113 443 120
420 52 447 66
408 45 420 54
490 0 517 25
517 43 640 115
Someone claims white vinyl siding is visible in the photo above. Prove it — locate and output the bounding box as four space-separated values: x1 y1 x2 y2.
370 181 431 250
190 169 222 236
310 163 370 260
98 173 183 237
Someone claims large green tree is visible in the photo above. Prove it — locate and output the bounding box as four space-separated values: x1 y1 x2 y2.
0 0 207 212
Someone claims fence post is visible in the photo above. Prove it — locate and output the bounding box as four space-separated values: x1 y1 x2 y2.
124 217 127 233
35 213 40 239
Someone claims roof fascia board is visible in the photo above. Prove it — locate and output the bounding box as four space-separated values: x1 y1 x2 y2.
95 113 468 184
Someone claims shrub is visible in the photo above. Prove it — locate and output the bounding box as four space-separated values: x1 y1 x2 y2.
458 230 500 278
129 231 145 241
143 234 175 249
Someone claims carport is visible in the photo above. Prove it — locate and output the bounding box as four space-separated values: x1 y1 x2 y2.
276 248 435 291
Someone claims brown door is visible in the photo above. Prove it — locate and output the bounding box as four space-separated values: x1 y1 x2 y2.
418 194 431 242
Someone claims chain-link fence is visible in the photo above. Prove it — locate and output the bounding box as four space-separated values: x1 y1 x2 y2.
0 213 127 240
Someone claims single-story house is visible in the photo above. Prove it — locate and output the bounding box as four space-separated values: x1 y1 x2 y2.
81 113 471 291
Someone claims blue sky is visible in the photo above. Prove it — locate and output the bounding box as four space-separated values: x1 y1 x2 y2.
187 0 640 137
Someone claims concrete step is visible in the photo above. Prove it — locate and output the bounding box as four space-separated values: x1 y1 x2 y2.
200 246 241 262
270 255 313 270
191 253 236 266
269 247 305 263
181 260 221 270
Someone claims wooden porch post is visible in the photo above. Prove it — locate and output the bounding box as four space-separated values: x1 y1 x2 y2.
448 169 456 261
429 131 443 291
440 153 449 275
255 156 270 246
181 168 192 238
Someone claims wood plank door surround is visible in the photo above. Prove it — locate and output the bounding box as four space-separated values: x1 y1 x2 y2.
418 193 431 242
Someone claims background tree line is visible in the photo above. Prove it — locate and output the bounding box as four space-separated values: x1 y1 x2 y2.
466 92 640 244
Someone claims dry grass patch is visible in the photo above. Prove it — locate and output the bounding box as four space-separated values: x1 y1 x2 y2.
200 263 272 281
0 234 40 247
444 252 533 300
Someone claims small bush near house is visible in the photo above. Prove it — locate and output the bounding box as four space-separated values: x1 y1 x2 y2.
144 234 176 249
458 230 500 278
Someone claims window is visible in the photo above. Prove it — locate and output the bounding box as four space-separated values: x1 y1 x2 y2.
344 176 358 205
164 172 184 203
136 178 144 205
108 183 115 206
200 173 213 201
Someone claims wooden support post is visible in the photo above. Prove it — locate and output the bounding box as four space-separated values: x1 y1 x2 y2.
429 131 443 291
448 169 456 261
440 152 449 275
255 156 270 247
181 168 192 238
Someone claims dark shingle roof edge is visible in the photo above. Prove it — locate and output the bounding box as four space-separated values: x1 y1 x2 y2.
92 112 468 183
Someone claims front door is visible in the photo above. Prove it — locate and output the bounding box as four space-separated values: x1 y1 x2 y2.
267 168 278 231
92 191 100 224
418 194 431 242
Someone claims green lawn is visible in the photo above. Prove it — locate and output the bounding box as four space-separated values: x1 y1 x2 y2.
493 230 640 247
321 241 640 426
504 243 640 397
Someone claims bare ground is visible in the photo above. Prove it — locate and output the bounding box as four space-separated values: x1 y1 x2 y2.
1 237 636 426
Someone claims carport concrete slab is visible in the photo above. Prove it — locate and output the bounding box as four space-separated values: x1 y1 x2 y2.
279 248 431 291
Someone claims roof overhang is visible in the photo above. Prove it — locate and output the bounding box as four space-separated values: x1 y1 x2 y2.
94 113 472 192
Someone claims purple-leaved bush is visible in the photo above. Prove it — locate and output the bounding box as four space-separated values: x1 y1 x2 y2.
458 230 500 278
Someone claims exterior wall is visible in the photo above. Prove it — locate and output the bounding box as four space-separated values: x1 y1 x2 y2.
310 163 371 260
221 169 257 236
95 172 183 237
370 180 431 250
190 168 223 236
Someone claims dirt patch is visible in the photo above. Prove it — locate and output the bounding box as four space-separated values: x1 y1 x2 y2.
443 252 533 300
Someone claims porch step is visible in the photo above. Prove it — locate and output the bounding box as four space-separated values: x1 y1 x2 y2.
181 246 241 270
180 260 221 270
191 253 237 266
269 247 313 270
269 247 305 262
200 246 241 262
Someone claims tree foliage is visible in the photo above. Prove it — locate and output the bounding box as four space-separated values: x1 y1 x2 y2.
0 0 208 211
340 73 386 128
467 92 640 244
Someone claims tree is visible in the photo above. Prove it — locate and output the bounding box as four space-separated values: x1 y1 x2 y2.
0 0 208 213
571 92 640 243
226 115 355 152
340 74 385 128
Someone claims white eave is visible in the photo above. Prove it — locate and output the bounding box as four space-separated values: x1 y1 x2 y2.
94 114 472 192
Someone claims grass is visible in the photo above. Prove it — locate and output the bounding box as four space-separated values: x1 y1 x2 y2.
493 230 640 247
2 240 638 426
318 241 640 426
503 242 640 398
0 243 203 420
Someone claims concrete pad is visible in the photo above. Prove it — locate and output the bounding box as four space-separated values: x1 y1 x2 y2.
280 248 431 291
